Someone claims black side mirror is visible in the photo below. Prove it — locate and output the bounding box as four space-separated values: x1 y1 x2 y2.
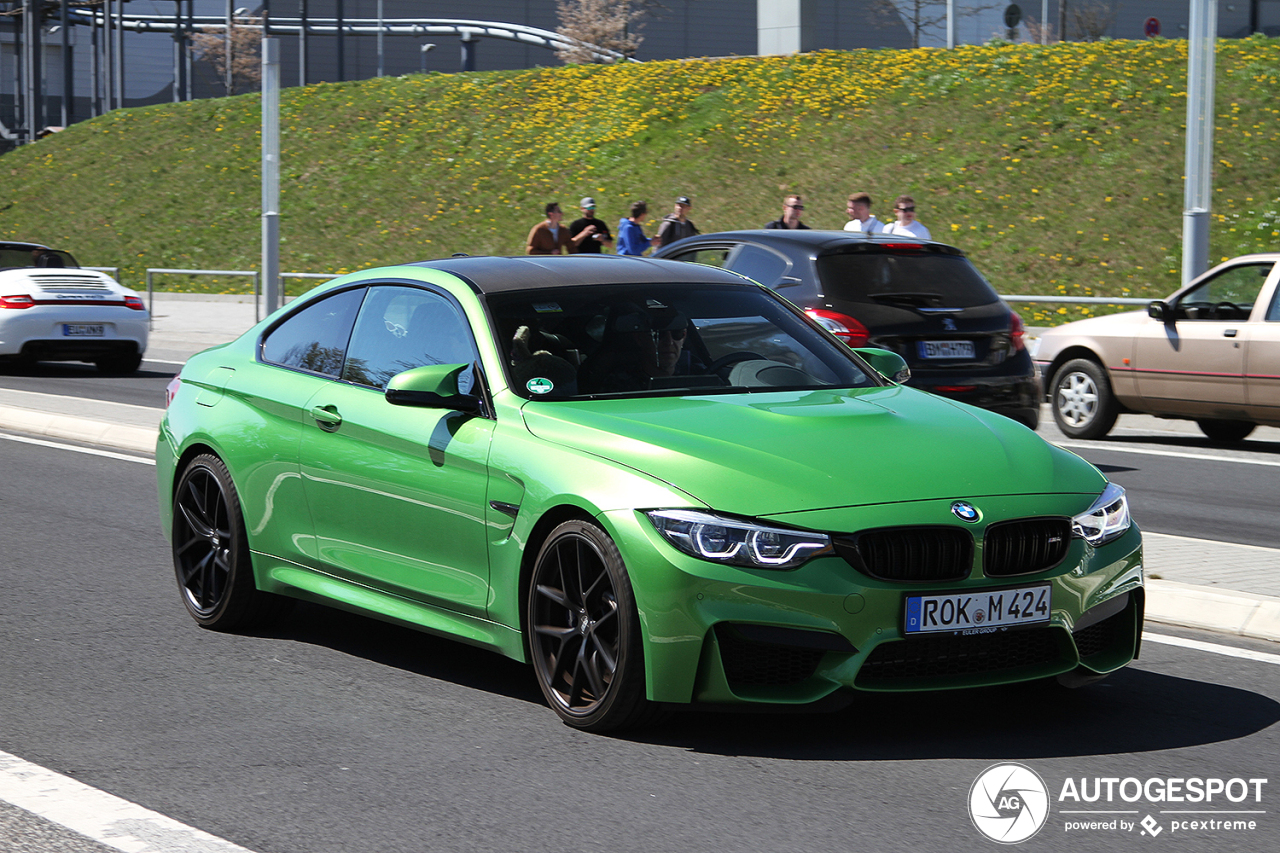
1147 301 1171 323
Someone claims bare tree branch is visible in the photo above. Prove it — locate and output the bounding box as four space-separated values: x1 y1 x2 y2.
554 0 646 63
191 15 264 95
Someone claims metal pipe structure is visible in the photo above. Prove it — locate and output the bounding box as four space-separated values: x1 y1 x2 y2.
60 0 70 125
1182 0 1218 285
6 7 634 145
261 37 280 316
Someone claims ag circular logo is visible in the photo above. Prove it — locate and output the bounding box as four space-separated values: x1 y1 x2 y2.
969 763 1050 844
952 501 980 522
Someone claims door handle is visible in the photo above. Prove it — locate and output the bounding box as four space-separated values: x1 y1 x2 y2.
1223 329 1238 338
309 404 342 431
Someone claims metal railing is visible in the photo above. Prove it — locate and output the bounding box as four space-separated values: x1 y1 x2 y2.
145 269 340 323
1003 296 1151 306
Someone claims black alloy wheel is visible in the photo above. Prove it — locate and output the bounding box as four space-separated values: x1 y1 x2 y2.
172 454 284 630
527 520 662 732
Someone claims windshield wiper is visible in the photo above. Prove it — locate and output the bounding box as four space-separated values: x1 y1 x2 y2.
867 292 963 313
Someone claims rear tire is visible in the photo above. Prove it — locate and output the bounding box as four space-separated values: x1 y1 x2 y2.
1196 419 1255 443
527 520 667 732
96 351 143 375
172 454 288 631
1051 358 1119 439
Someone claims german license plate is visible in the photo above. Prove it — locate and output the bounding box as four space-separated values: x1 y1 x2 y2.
63 324 105 337
917 340 975 359
905 584 1051 635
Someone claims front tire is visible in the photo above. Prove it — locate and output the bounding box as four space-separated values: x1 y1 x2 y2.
1196 419 1256 443
1051 358 1119 439
172 454 285 631
527 520 663 732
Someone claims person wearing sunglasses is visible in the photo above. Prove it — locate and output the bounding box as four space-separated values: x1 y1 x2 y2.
765 194 811 230
882 195 932 240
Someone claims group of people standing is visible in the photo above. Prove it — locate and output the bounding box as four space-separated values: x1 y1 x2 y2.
524 191 928 255
764 192 931 240
526 196 701 256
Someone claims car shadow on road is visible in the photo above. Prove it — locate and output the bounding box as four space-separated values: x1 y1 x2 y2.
252 600 545 706
635 667 1280 759
252 603 1278 757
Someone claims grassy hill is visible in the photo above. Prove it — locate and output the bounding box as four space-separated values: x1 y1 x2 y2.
2 36 1278 325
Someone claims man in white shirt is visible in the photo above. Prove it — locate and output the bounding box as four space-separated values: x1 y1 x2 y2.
882 195 932 240
843 192 883 234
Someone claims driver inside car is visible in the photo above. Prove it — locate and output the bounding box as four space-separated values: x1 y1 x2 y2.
579 302 693 393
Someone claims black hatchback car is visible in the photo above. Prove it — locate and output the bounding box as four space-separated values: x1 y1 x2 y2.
655 230 1039 428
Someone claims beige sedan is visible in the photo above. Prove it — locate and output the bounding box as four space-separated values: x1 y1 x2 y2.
1035 254 1280 441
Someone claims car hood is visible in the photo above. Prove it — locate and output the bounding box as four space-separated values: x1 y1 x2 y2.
520 386 1103 517
1034 309 1147 353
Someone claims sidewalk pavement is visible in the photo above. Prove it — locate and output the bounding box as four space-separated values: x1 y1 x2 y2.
1 294 1277 645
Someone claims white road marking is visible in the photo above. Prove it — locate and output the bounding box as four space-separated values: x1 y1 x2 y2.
0 432 155 465
1143 632 1280 665
1056 440 1280 468
0 749 257 853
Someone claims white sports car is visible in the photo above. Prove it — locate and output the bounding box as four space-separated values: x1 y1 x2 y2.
0 241 149 374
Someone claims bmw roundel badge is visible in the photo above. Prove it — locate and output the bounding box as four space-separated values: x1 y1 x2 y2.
951 501 980 522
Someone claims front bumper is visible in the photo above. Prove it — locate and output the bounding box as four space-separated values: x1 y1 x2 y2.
600 499 1143 707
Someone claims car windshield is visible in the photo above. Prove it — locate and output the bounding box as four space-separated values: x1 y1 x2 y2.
486 282 879 400
0 246 78 269
817 248 1000 309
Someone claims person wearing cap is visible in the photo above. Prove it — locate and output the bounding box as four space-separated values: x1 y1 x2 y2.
568 197 613 254
881 195 932 240
525 202 573 255
655 195 700 249
764 194 810 230
843 192 883 234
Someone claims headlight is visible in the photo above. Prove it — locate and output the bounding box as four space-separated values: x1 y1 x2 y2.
645 509 832 570
1071 483 1131 546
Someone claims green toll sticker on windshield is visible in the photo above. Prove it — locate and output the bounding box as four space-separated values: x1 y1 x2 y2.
526 377 555 395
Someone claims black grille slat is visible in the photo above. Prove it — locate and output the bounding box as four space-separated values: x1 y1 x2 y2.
715 626 827 689
857 628 1063 686
835 526 973 583
1073 610 1130 659
984 518 1071 577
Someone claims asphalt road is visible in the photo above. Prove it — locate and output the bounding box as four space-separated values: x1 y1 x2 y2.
1 436 1278 853
0 359 177 410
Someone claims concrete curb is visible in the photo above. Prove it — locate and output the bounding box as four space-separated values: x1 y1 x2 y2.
1145 579 1280 643
0 406 157 454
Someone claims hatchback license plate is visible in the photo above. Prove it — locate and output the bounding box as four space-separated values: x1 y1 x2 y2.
918 340 975 359
905 584 1051 635
63 324 105 337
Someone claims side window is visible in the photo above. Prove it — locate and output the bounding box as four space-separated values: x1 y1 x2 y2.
1178 262 1273 321
260 287 365 377
1269 286 1280 323
342 285 478 390
670 247 731 268
728 244 791 288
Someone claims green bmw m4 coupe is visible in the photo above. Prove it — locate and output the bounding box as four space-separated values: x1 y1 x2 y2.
157 255 1143 732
